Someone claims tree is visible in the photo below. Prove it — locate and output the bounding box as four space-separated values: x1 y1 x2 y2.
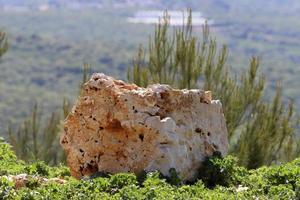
128 10 299 168
8 103 65 165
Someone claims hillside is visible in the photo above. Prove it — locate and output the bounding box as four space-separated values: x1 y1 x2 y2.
0 1 299 135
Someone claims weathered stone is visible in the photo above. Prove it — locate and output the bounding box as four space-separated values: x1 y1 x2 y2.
2 174 66 189
60 73 228 181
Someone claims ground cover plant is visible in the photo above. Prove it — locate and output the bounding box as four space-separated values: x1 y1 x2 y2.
1 139 300 199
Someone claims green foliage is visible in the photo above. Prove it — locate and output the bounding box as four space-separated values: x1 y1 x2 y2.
128 10 208 89
198 152 248 188
0 140 70 179
0 177 15 200
109 173 138 189
167 168 181 186
0 138 25 176
237 86 299 168
25 162 50 177
7 103 65 165
127 10 299 168
1 142 300 200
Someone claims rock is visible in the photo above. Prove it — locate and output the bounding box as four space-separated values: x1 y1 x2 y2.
60 73 228 181
2 174 66 189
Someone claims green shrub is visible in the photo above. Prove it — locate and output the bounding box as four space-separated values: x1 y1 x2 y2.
295 180 300 199
142 171 168 187
109 173 138 189
268 185 296 200
166 168 181 186
0 177 15 200
198 152 248 188
0 147 299 200
25 161 50 177
0 138 25 175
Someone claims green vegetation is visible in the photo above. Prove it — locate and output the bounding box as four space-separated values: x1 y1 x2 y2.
1 139 300 199
128 11 299 168
7 102 66 165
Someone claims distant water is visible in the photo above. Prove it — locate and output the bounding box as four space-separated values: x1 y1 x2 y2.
127 10 213 26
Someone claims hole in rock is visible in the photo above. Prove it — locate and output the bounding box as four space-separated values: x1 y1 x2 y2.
82 163 99 176
160 92 169 100
195 128 202 133
160 142 169 145
139 133 144 142
213 143 218 150
207 132 211 136
61 137 68 144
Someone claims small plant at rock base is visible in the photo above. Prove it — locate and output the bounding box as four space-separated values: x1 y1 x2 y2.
197 152 248 188
167 168 181 186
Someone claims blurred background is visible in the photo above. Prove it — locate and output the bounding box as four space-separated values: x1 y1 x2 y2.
0 1 299 165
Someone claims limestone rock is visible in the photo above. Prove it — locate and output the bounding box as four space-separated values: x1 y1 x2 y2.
60 73 228 181
2 174 66 189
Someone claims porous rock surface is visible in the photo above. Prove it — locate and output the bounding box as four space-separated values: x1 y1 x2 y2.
60 73 228 181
